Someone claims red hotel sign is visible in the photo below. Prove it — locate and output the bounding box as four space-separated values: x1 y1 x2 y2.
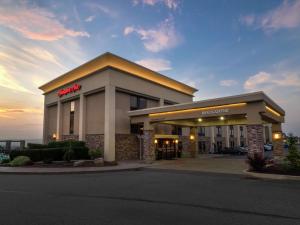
58 84 81 97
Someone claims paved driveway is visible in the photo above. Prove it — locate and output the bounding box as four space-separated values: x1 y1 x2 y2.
0 170 299 225
150 155 248 174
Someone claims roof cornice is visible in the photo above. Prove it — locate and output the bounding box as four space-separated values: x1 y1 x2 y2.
39 52 198 96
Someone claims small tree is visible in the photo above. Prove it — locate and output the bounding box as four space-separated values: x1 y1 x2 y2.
246 152 267 172
63 141 74 162
284 134 300 170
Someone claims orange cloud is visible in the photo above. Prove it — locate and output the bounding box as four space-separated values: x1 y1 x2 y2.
0 4 89 41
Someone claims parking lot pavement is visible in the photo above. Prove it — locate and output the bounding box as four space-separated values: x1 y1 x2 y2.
0 170 299 225
150 156 248 174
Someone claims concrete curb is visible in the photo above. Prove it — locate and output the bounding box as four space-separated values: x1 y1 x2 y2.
243 170 300 181
0 166 145 175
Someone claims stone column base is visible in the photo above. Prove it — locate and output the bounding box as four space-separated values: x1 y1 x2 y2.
143 130 155 163
246 124 264 157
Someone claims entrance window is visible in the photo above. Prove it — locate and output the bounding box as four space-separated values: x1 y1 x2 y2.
217 126 222 137
130 95 147 110
230 125 234 137
217 141 222 151
240 126 244 137
198 141 206 153
230 140 235 148
240 140 245 147
172 126 182 135
69 101 75 134
199 127 205 136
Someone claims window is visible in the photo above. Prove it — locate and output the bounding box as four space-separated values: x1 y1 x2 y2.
130 95 147 110
217 126 222 137
230 125 234 137
172 126 182 135
130 123 143 134
230 140 235 148
199 127 205 136
240 126 244 137
69 101 75 134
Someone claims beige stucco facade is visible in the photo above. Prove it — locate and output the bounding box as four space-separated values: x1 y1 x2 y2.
40 52 285 162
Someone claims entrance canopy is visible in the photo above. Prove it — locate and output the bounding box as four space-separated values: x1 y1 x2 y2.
128 92 285 127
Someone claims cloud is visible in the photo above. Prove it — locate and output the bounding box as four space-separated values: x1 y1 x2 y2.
85 15 95 22
219 79 238 87
133 0 179 10
0 65 33 93
240 1 300 32
135 58 172 71
244 71 300 91
0 3 89 41
124 17 180 52
85 2 118 18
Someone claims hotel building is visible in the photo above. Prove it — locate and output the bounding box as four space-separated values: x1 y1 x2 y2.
39 52 285 162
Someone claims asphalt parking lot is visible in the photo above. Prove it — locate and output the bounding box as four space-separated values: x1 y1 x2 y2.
0 169 299 225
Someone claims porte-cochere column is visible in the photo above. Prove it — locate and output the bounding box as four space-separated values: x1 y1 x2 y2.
246 124 264 157
143 130 155 162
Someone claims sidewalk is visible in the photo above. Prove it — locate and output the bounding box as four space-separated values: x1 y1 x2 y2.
0 161 146 174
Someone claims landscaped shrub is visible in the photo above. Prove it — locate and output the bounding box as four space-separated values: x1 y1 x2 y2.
27 143 48 149
10 148 65 162
73 147 90 160
88 148 102 159
284 134 300 170
48 140 86 148
9 156 32 167
246 153 267 172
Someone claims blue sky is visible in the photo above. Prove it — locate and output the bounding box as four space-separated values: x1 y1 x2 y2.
0 0 300 139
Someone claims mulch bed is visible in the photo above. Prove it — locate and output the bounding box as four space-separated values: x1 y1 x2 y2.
252 165 300 176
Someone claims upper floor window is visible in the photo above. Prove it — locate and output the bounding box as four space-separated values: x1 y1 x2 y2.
69 101 75 134
130 95 147 110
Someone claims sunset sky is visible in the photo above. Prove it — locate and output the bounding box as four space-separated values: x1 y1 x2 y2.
0 0 300 140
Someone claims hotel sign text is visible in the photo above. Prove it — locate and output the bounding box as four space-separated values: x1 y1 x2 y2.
201 108 229 115
58 84 81 97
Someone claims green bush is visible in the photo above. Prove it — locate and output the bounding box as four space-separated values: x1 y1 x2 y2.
9 156 32 167
48 140 86 148
27 143 48 149
284 134 300 170
10 147 89 162
88 148 102 159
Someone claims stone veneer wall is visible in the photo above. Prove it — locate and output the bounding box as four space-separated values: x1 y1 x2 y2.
85 134 104 155
143 130 155 162
273 139 284 157
115 134 139 160
62 135 79 141
246 124 264 157
179 136 190 154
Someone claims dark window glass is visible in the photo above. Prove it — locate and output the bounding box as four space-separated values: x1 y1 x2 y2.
130 96 138 110
230 125 234 136
130 95 147 110
139 97 147 109
172 126 182 135
130 124 143 134
69 111 74 134
230 140 235 148
240 126 244 137
199 127 205 136
217 126 222 137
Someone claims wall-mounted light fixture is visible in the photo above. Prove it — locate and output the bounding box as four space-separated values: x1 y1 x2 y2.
198 118 203 122
190 135 195 140
273 132 282 140
52 133 57 140
220 116 225 121
165 140 169 145
175 139 179 144
154 139 158 144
